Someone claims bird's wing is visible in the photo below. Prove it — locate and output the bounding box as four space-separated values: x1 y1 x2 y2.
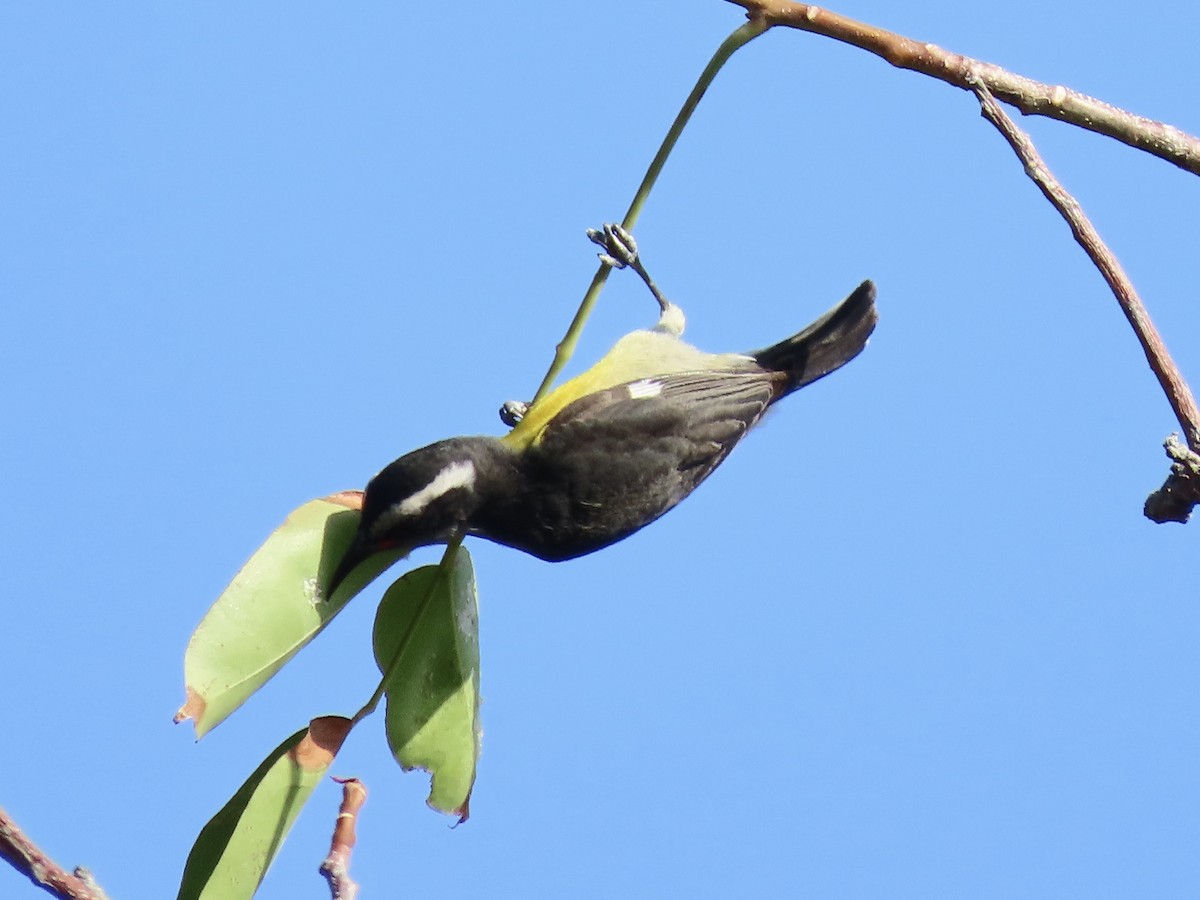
492 370 778 561
533 369 777 479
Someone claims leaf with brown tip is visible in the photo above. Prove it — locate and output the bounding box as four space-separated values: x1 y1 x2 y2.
179 493 403 737
177 716 352 900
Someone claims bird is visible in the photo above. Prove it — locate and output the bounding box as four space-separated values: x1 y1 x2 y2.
325 225 876 597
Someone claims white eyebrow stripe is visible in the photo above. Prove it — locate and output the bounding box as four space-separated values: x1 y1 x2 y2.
626 379 663 399
379 460 477 529
399 460 477 515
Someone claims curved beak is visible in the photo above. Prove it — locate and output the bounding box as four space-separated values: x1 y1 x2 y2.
324 533 371 601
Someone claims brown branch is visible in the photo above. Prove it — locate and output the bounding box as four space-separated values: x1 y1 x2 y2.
966 75 1200 521
965 76 1200 443
724 0 1200 176
319 778 366 900
0 808 110 900
721 0 1200 520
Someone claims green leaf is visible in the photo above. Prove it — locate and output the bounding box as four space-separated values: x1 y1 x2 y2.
177 716 351 900
373 548 481 819
178 492 403 738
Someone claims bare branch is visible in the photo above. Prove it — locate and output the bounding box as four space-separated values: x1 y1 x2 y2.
966 75 1200 446
724 0 1200 176
718 0 1200 520
964 74 1200 520
0 808 110 900
320 778 367 900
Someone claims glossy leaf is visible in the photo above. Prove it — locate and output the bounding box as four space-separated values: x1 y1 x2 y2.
177 492 402 738
177 716 351 900
373 548 481 819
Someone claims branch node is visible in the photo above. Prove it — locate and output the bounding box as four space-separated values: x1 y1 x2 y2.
1144 435 1200 524
0 807 111 900
320 778 367 900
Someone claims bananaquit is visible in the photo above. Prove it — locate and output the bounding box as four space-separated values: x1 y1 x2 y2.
326 225 876 596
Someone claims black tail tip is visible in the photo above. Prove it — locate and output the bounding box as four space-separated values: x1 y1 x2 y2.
752 278 878 394
838 279 878 324
853 278 876 304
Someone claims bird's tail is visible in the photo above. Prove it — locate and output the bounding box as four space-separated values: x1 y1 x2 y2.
752 280 877 397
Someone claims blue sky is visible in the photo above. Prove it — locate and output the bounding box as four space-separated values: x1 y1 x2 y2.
4 2 1199 898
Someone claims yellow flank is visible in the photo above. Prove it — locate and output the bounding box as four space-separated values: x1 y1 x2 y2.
502 328 752 449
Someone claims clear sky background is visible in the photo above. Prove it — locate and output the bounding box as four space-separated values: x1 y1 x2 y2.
4 3 1199 898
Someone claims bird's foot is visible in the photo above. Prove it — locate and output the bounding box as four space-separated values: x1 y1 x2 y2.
499 400 529 428
587 223 638 270
585 223 684 336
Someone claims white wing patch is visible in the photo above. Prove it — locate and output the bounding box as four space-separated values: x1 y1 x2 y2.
626 379 663 399
376 460 477 533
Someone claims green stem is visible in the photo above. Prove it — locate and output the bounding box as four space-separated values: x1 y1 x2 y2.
351 534 466 725
527 18 769 405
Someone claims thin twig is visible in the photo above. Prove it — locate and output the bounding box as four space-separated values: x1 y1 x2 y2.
724 0 1200 176
527 19 769 406
320 779 366 900
720 0 1200 519
967 74 1200 446
0 808 110 900
966 74 1200 520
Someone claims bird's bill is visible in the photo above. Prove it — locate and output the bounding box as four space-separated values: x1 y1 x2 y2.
324 534 371 601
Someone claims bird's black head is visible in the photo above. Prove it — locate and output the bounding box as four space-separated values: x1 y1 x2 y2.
325 437 499 598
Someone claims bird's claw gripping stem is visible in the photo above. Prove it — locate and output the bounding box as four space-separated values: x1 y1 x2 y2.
587 223 639 271
499 400 529 427
587 223 684 335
